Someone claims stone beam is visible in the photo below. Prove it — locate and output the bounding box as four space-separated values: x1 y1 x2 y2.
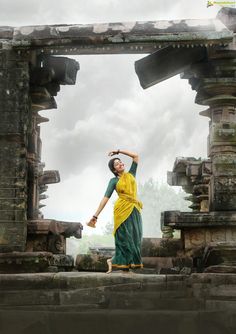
0 19 233 55
217 7 236 32
135 46 206 89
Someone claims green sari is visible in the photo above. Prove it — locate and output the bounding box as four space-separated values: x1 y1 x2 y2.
104 161 143 270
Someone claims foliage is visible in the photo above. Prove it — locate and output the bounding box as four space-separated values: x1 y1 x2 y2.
103 220 114 235
138 178 190 237
67 234 114 256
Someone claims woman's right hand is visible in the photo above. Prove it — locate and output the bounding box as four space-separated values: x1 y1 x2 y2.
108 150 119 157
86 217 97 228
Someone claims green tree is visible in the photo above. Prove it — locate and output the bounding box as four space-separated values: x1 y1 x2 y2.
138 178 190 237
103 220 114 235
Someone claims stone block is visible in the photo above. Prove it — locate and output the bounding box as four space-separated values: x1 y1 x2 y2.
204 265 236 273
141 237 183 257
206 299 236 311
0 221 26 252
0 209 26 221
0 272 56 290
0 289 60 306
0 252 74 273
208 284 236 298
211 176 236 211
76 254 108 272
0 187 25 198
184 227 236 251
0 198 26 211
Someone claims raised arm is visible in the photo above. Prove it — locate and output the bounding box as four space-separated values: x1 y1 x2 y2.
87 196 109 228
108 149 139 163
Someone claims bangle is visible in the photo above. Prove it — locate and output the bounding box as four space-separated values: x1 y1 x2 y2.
117 149 120 154
93 215 98 220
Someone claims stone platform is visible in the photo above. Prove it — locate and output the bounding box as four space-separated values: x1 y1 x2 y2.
1 272 236 334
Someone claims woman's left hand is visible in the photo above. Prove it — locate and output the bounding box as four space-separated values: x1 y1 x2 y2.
108 150 119 156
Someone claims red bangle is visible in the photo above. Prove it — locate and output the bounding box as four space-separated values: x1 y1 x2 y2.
93 215 98 220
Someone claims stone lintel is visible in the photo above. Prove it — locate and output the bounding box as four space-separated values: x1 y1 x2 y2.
0 18 233 55
163 210 236 228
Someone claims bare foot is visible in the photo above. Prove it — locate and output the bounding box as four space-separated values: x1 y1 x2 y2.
106 258 112 274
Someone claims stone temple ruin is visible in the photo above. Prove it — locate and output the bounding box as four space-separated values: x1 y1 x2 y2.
0 6 236 273
1 7 236 333
0 44 83 272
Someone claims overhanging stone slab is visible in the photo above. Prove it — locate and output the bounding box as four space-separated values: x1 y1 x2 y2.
163 211 236 228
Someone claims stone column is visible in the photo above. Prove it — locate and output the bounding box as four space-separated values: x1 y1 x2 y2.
0 49 30 252
187 49 236 211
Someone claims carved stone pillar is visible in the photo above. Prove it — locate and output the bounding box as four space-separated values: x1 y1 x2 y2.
0 50 30 252
187 50 236 211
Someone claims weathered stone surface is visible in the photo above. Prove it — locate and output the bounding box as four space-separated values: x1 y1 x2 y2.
0 16 233 57
0 272 236 317
202 242 236 272
76 253 192 273
26 220 83 255
12 19 232 49
0 50 29 253
38 170 60 185
166 157 211 212
0 309 236 334
0 252 74 273
142 256 193 274
217 7 236 32
76 254 108 272
135 46 206 89
1 270 236 334
141 238 183 257
88 246 115 257
163 211 236 228
42 56 80 85
204 265 236 273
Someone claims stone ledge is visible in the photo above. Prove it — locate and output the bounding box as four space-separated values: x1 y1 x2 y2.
163 211 236 228
0 272 236 290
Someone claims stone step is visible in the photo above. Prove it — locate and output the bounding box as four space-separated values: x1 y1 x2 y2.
0 288 203 310
0 309 235 334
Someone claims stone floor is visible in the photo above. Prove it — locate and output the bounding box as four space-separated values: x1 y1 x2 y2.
0 272 236 334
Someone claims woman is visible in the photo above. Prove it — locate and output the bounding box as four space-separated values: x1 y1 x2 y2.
87 149 143 274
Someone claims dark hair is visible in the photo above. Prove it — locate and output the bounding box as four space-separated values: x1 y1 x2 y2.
108 158 121 176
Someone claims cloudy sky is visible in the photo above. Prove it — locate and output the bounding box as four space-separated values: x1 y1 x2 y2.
0 1 221 235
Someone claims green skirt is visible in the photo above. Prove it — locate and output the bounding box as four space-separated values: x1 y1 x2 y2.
112 207 143 270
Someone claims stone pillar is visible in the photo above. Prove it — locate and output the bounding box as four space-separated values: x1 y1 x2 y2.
0 50 30 252
187 50 236 211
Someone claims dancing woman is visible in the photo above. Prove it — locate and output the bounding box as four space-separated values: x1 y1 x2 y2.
87 150 143 273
